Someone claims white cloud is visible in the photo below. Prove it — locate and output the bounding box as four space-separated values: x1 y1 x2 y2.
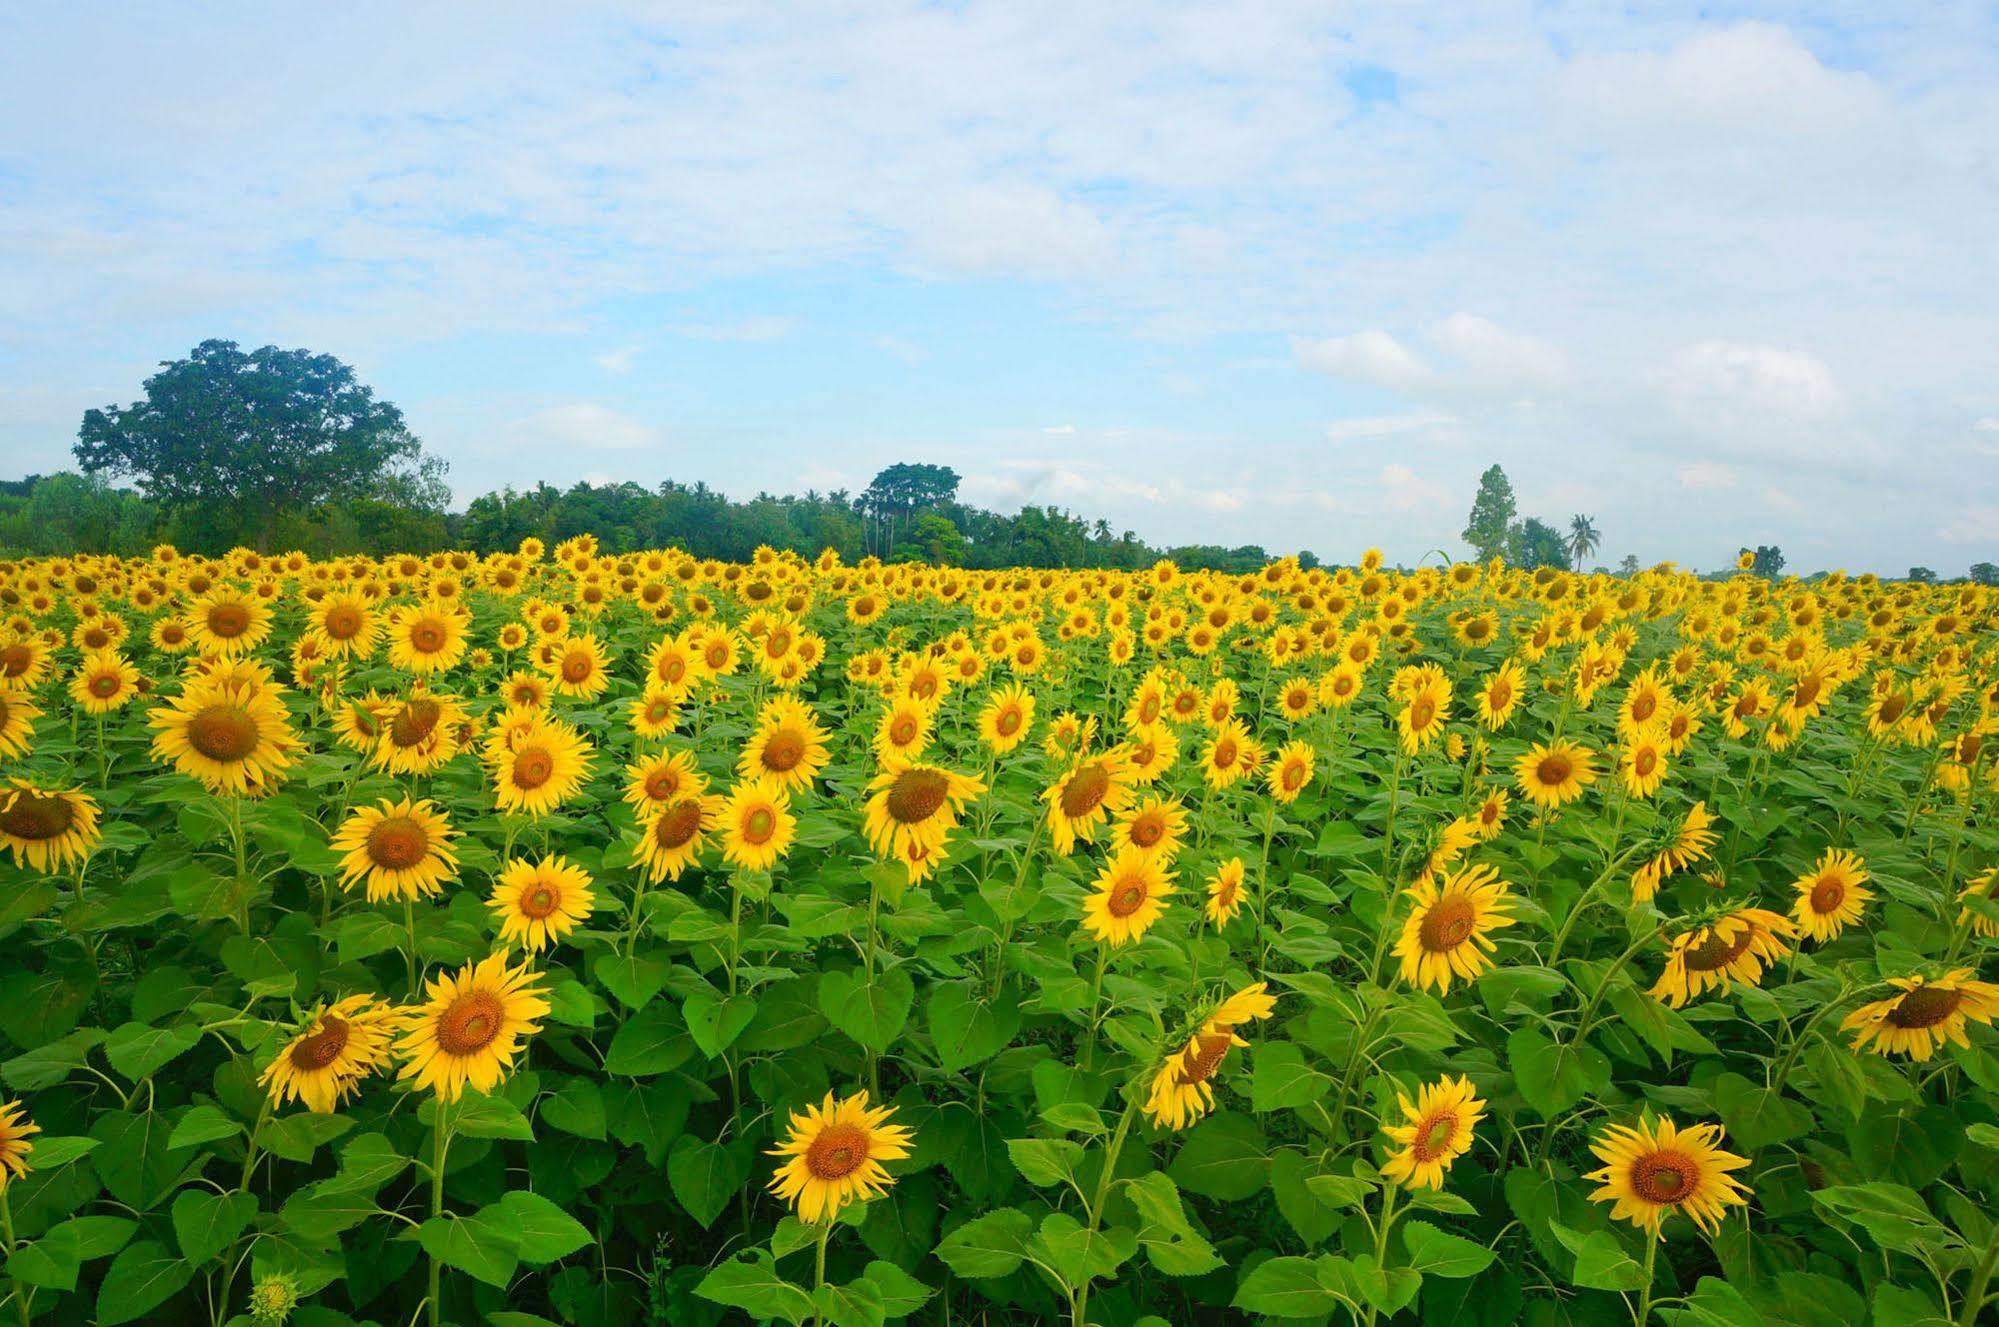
1293 331 1430 391
1938 506 1999 546
670 317 800 343
1426 314 1569 390
1323 412 1455 442
1676 462 1737 490
1378 463 1454 513
1660 341 1843 419
1042 424 1077 436
508 403 661 451
594 345 642 373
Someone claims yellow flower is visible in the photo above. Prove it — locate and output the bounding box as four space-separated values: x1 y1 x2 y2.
1204 857 1247 927
1619 732 1669 799
1476 661 1525 729
768 1090 913 1224
1381 1076 1484 1190
1081 848 1176 947
370 692 469 775
625 748 707 813
1587 1114 1750 1237
1649 908 1795 1009
307 591 379 659
1513 740 1596 810
258 995 403 1113
634 793 722 882
544 631 611 699
1144 983 1277 1130
1044 747 1137 856
627 686 682 739
387 601 471 674
1395 862 1516 993
486 716 593 818
395 952 549 1101
0 689 39 760
1790 849 1870 942
186 590 273 656
1841 969 1999 1061
1396 672 1451 754
69 650 140 713
488 855 595 952
1958 868 1999 938
1266 739 1315 803
1113 795 1188 861
1631 801 1718 903
0 1098 41 1192
1199 718 1263 791
330 798 459 902
149 680 300 796
0 781 101 873
977 681 1037 755
719 778 796 872
739 696 832 792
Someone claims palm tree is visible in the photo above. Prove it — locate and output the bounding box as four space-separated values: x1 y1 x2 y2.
1567 514 1601 570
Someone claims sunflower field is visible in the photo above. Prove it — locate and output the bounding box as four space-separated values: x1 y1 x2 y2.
0 541 1996 1327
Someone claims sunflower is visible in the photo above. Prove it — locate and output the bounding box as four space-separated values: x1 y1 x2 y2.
1265 739 1315 803
768 1090 913 1223
1044 746 1137 856
0 689 39 759
1471 788 1509 841
258 995 403 1113
149 680 300 795
1476 661 1525 729
488 855 595 953
395 952 549 1102
873 698 934 762
1081 848 1176 947
1113 795 1188 860
740 696 832 792
331 798 459 902
546 631 612 699
1841 969 1999 1061
1395 862 1516 993
149 616 194 654
625 748 707 813
187 590 274 656
1649 907 1795 1009
1587 1115 1750 1237
978 681 1037 755
1204 857 1247 927
487 716 594 818
387 601 471 674
1631 801 1719 903
1513 740 1597 810
1126 724 1179 786
499 670 553 711
1199 718 1263 792
628 686 683 739
1397 674 1451 753
1789 849 1870 942
720 778 796 872
0 634 52 690
1144 983 1277 1130
634 793 723 882
0 1099 40 1191
0 781 101 873
862 760 985 864
1619 733 1669 799
372 692 468 775
307 591 380 659
1380 1075 1484 1191
69 650 140 714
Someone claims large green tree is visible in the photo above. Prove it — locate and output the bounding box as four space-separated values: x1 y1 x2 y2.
75 339 445 551
1508 517 1572 570
860 462 960 558
1461 464 1516 561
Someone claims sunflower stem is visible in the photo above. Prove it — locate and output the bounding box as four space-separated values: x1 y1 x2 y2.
1071 1093 1140 1327
1957 1221 1999 1327
427 1103 453 1327
810 1219 833 1327
1 1185 32 1327
1632 1235 1659 1326
403 897 421 997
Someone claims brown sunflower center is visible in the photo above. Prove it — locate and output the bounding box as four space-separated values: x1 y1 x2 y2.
89 673 122 697
1418 896 1476 952
390 698 442 747
1283 761 1307 791
1410 696 1435 729
521 883 560 918
1212 739 1239 770
436 990 505 1056
743 807 777 843
1106 876 1149 918
1683 925 1758 973
1060 763 1112 819
366 817 431 871
188 705 261 762
804 1122 870 1180
1631 694 1657 723
1630 1150 1698 1204
1535 755 1572 786
1179 1031 1234 1084
761 730 805 772
1634 749 1658 777
1809 876 1846 914
996 706 1023 736
1129 813 1165 848
1412 1111 1459 1163
885 769 950 824
888 714 919 746
1887 985 1963 1030
289 1016 351 1071
561 653 593 682
512 748 555 791
1877 694 1908 724
207 604 250 638
0 790 75 841
654 799 704 849
410 622 446 653
324 606 362 638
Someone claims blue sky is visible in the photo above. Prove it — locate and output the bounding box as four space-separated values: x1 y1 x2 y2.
2 2 1996 572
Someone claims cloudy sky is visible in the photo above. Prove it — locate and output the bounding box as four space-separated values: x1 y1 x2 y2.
2 2 1995 573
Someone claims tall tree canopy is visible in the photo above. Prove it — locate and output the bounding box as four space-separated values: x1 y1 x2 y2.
75 339 445 551
1461 464 1516 562
860 462 960 557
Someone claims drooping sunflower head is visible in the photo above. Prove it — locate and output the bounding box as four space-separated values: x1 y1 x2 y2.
0 1098 41 1190
1587 1114 1751 1237
1380 1074 1485 1191
1840 968 1999 1061
1144 982 1277 1131
257 995 403 1114
767 1090 913 1224
1395 862 1516 994
0 780 102 873
1649 906 1795 1009
1631 801 1718 903
1204 856 1247 927
1043 746 1137 855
